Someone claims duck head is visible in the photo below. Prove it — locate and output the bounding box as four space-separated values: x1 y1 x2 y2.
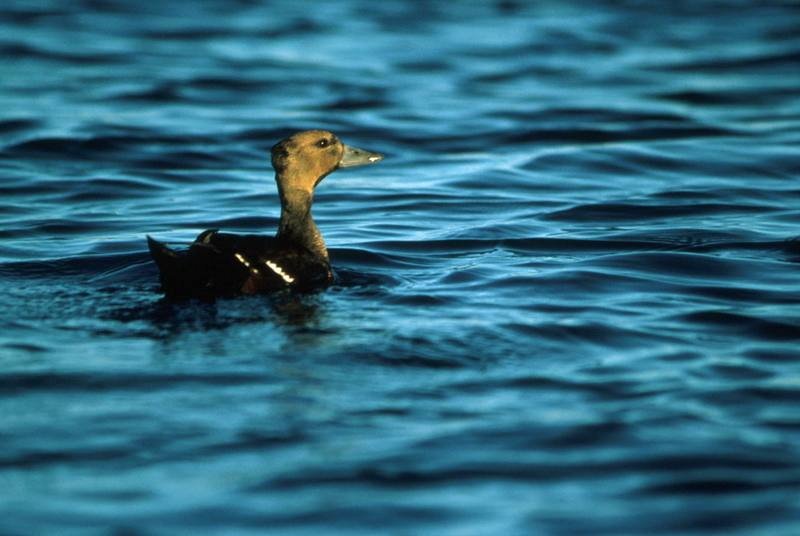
271 130 383 194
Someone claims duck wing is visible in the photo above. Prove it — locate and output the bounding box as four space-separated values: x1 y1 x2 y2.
147 230 330 299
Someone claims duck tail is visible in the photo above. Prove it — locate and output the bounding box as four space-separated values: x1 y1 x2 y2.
147 234 177 266
147 235 191 297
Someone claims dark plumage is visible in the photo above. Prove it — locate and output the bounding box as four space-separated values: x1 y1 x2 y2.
147 130 383 299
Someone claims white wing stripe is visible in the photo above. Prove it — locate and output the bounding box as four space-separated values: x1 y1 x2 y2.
234 252 293 283
265 260 295 283
234 253 260 275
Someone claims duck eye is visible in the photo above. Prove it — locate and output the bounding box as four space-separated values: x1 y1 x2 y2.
316 138 330 148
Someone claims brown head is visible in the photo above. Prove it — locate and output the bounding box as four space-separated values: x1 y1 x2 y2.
271 130 383 195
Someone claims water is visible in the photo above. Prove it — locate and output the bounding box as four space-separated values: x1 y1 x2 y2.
2 0 800 533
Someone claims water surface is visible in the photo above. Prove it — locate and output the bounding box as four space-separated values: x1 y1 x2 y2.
2 1 800 534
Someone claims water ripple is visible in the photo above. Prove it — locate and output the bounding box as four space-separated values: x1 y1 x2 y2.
1 0 799 534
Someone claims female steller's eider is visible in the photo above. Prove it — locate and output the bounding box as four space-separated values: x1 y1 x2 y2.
147 130 383 299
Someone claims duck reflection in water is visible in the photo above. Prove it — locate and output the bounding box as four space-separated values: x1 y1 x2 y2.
150 292 323 328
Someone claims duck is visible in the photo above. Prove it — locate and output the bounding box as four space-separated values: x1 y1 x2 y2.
147 130 383 299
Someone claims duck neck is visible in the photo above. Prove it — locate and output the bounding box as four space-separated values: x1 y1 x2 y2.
277 185 328 262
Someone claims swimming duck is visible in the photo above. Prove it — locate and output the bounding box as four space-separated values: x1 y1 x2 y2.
147 130 383 299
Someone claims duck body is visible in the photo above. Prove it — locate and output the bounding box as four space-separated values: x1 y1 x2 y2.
147 130 383 300
147 230 331 299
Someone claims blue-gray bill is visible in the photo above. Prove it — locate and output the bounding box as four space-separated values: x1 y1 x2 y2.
339 144 384 168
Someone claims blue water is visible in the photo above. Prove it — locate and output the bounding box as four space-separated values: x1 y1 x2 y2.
2 0 800 534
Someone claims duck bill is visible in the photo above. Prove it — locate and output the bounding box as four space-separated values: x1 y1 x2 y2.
339 144 384 168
